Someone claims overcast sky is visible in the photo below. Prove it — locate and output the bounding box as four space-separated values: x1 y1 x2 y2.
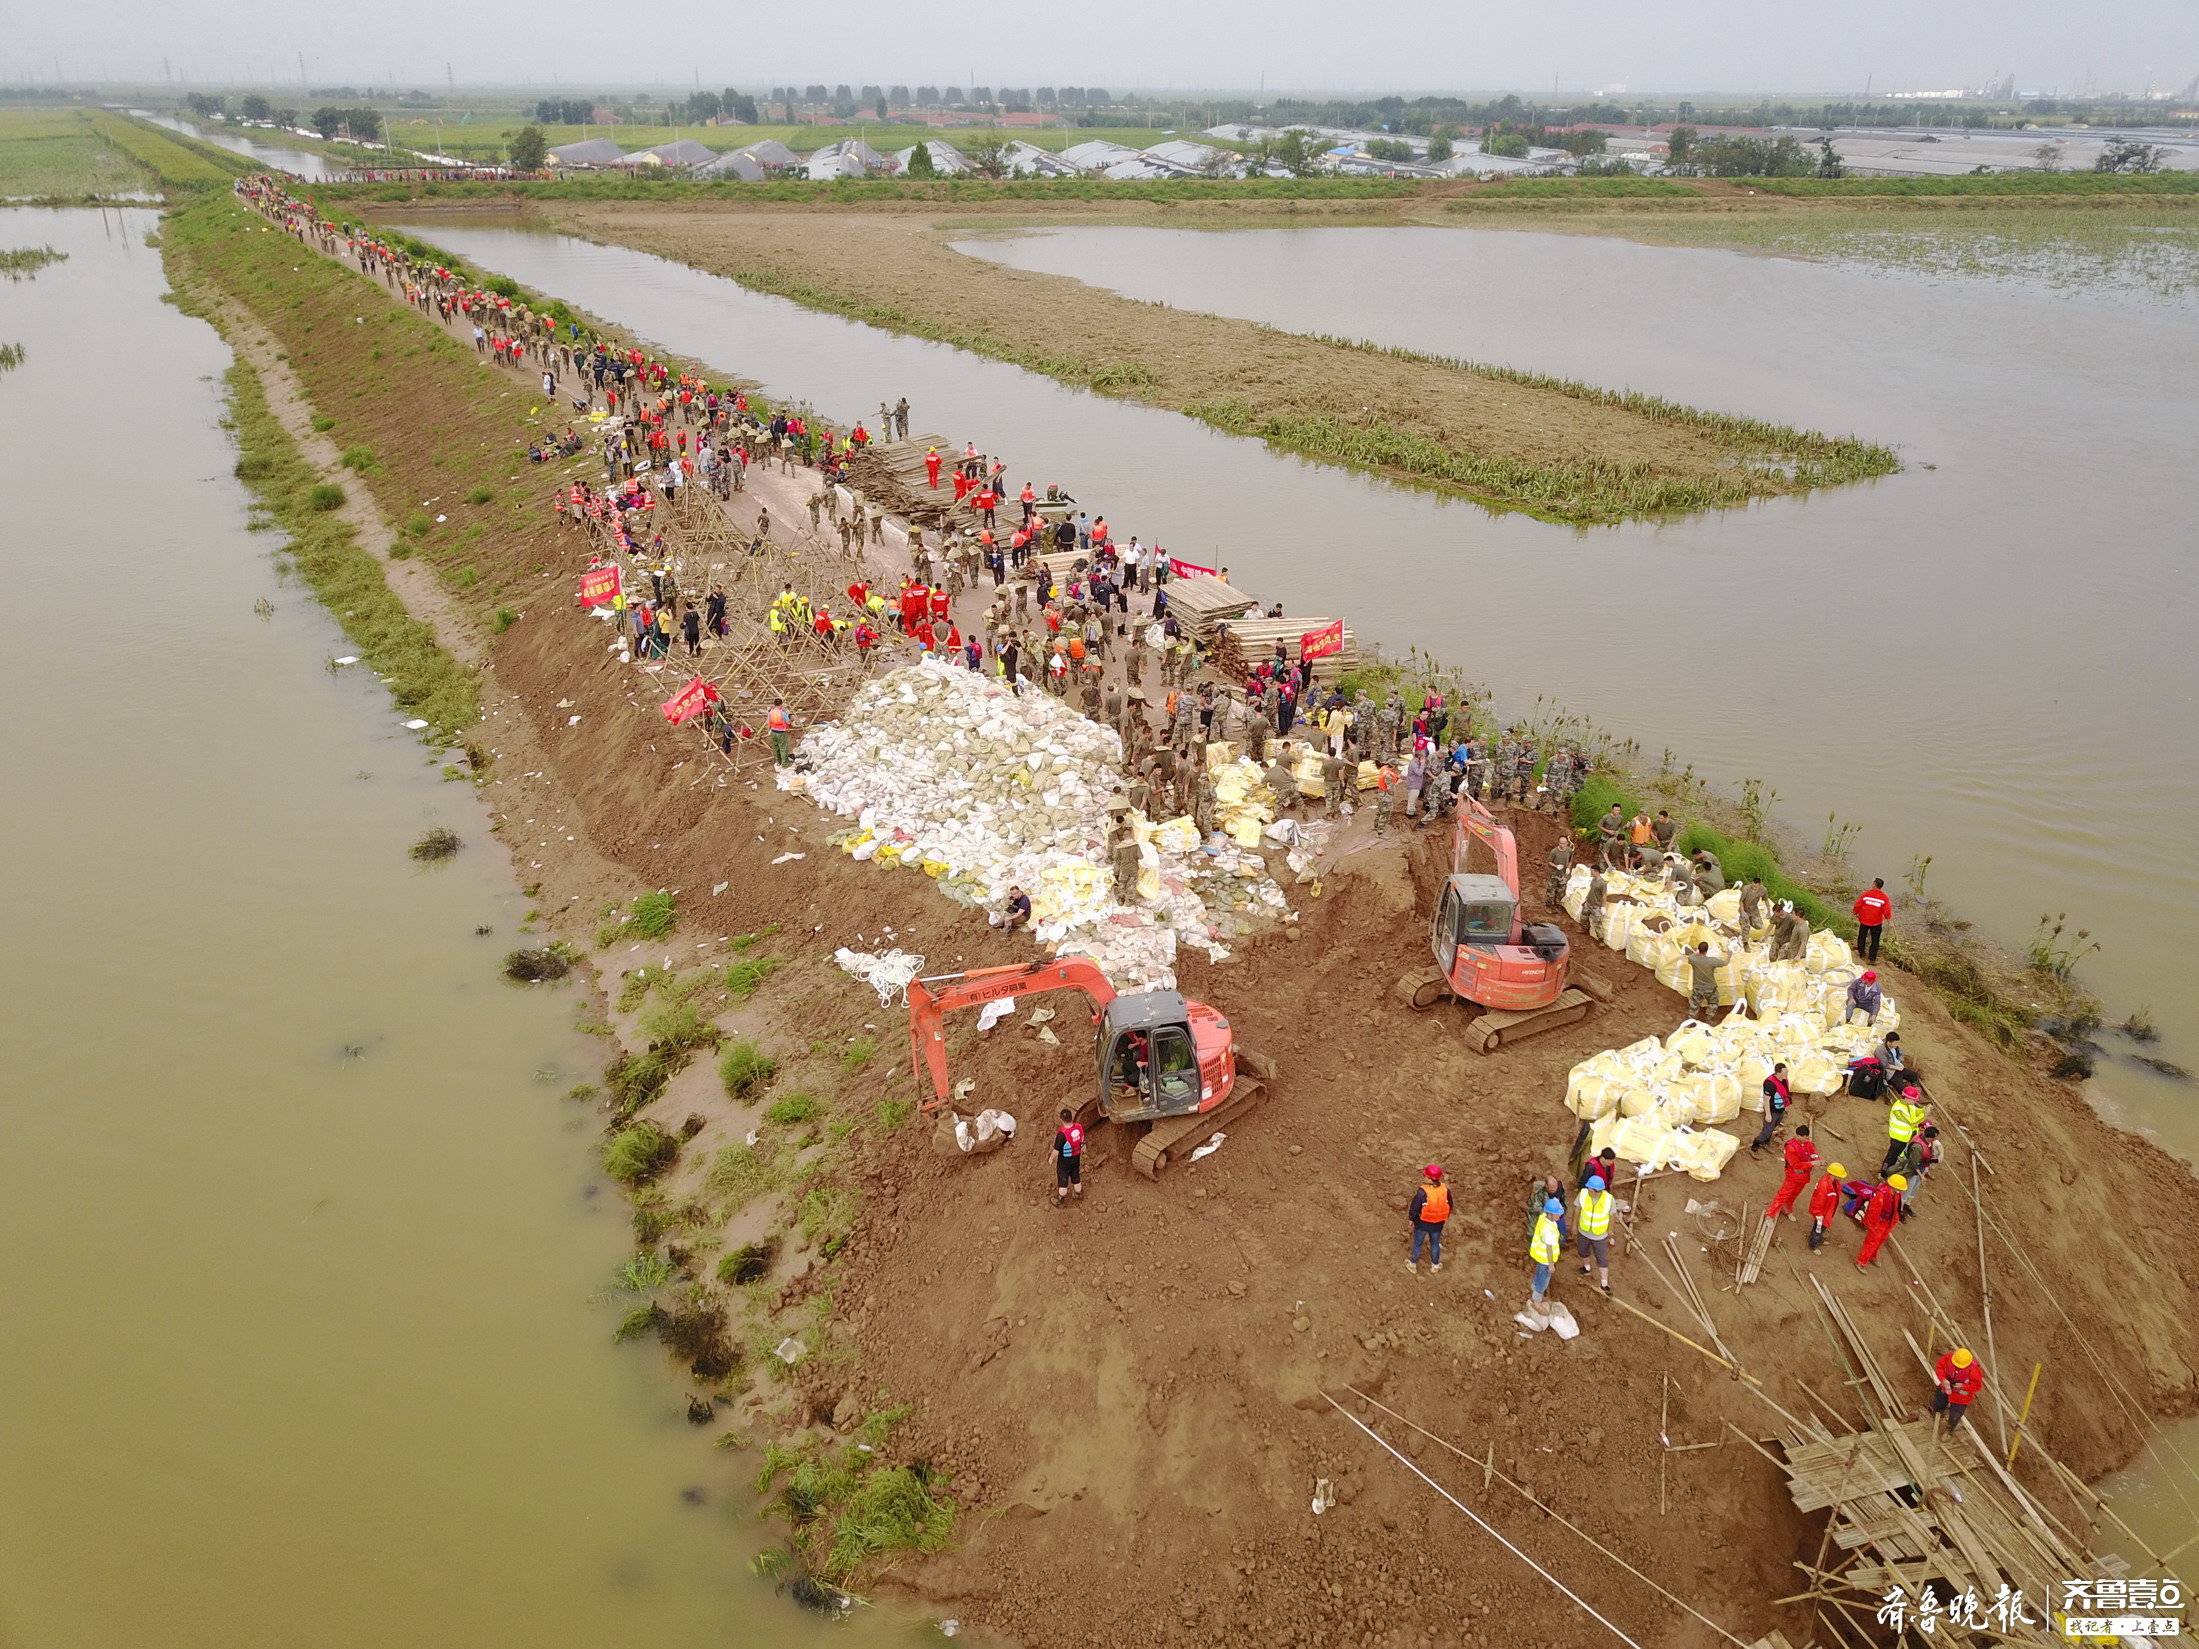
13 0 2196 97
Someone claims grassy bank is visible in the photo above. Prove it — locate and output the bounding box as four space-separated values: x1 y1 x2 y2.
163 294 480 740
89 112 251 190
315 172 1421 208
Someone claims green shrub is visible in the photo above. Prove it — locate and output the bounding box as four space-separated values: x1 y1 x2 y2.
493 607 518 633
307 482 345 511
719 1039 778 1099
615 1250 675 1291
840 1035 877 1072
339 444 377 471
409 826 461 860
404 511 432 537
825 1464 954 1577
310 413 336 432
640 991 720 1058
765 1092 820 1127
466 485 495 505
604 1121 678 1184
631 889 677 938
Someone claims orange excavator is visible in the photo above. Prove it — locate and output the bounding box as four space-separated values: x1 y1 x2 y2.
908 958 1273 1179
1394 795 1604 1052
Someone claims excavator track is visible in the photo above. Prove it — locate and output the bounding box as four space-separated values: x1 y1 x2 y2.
1394 967 1451 1011
1133 1078 1264 1179
1464 988 1595 1055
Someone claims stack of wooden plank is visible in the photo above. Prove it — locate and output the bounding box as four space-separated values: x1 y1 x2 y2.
1211 617 1359 682
1160 574 1258 643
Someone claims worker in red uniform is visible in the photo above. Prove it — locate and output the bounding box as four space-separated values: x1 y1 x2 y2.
1765 1125 1820 1220
1807 1161 1846 1251
1852 876 1892 963
924 446 942 489
1856 1174 1906 1268
1052 1107 1086 1208
927 584 950 625
1931 1347 1985 1432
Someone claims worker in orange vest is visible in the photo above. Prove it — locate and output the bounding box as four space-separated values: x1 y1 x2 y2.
1765 1126 1820 1220
1856 1174 1905 1269
1406 1164 1450 1275
1931 1347 1985 1432
766 698 794 767
1807 1162 1846 1251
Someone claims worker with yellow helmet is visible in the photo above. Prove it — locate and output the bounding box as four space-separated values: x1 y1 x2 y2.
1932 1346 1985 1432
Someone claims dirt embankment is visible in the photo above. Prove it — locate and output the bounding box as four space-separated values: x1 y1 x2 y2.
189 195 2199 1649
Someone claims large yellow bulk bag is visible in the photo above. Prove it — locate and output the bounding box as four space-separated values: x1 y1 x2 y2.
1672 1127 1740 1182
1227 815 1265 848
1736 1049 1775 1102
1293 753 1326 797
1655 953 1693 995
1617 1081 1663 1119
1601 904 1634 953
1666 1021 1718 1066
1614 1036 1665 1069
1804 929 1853 975
1705 888 1743 926
1204 740 1237 771
1610 1114 1673 1166
1628 926 1663 969
1788 1049 1843 1095
1692 1069 1743 1126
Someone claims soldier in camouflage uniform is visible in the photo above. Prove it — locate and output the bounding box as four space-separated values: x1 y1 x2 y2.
1376 695 1403 761
1423 759 1455 824
1111 829 1143 906
1547 834 1575 906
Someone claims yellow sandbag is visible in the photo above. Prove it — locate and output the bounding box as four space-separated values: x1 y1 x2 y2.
1804 929 1853 975
1153 816 1200 853
1617 1082 1662 1119
1705 887 1743 926
1692 1070 1743 1126
1355 760 1380 792
1666 1020 1718 1066
1227 816 1264 848
1614 1036 1665 1069
1628 927 1664 969
1601 904 1635 953
1736 1049 1774 1102
1655 954 1692 995
1788 1049 1843 1095
921 857 950 878
1293 753 1326 797
1204 740 1237 771
1610 1114 1673 1166
1566 1051 1629 1118
1672 1127 1740 1182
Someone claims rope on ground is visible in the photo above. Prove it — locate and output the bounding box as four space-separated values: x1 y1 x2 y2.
1324 1394 1654 1649
1339 1386 1758 1649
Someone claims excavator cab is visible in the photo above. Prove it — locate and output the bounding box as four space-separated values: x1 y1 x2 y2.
1098 992 1206 1124
1433 873 1519 977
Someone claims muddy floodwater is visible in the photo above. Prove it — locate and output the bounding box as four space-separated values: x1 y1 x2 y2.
406 217 2199 1156
0 208 902 1646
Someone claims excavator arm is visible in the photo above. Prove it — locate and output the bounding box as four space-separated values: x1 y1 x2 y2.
1452 796 1521 904
907 958 1119 1110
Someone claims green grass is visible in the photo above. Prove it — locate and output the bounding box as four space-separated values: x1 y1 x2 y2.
717 1239 776 1285
639 986 720 1058
719 1039 779 1099
615 1250 676 1291
724 956 781 1000
728 925 781 952
1745 171 2199 198
754 1423 955 1581
408 826 461 861
0 109 146 197
706 1142 781 1214
840 1035 877 1073
166 345 479 743
604 1120 679 1184
88 111 248 189
875 1097 914 1131
598 889 678 946
764 1092 821 1126
339 444 378 471
0 245 67 280
306 482 346 511
604 1049 671 1117
798 1184 858 1255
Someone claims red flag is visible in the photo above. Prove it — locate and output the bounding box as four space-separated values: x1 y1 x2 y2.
1300 620 1345 662
1166 554 1219 581
660 678 721 726
578 564 622 607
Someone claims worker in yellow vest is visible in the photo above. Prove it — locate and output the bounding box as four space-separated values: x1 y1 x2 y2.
1529 1195 1564 1307
1406 1164 1449 1276
1882 1087 1929 1175
1574 1174 1614 1294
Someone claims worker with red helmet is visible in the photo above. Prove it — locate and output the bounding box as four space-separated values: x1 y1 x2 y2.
1807 1161 1846 1251
1856 1175 1906 1268
1765 1125 1820 1220
1407 1164 1450 1275
1931 1347 1985 1431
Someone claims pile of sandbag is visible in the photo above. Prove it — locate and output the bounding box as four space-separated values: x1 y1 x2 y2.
1563 1030 1743 1182
781 659 1287 991
1563 865 1899 1036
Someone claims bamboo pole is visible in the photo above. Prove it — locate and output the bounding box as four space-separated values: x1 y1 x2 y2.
1974 1154 2007 1454
2005 1361 2042 1467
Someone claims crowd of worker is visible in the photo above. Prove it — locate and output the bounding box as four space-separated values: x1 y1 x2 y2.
243 176 1985 1436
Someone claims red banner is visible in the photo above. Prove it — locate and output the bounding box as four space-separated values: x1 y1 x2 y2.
578 564 621 607
1300 620 1345 661
660 678 722 726
1167 555 1219 581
